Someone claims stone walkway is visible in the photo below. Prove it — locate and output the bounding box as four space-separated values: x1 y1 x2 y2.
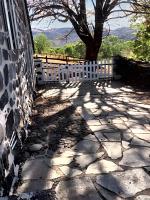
10 81 150 199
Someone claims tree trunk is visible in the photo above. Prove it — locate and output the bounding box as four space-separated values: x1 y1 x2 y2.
85 42 101 61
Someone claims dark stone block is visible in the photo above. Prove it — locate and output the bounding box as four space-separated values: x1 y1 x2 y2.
0 17 2 30
0 123 4 144
3 49 9 60
0 71 3 92
16 79 19 88
0 32 4 45
14 109 20 127
3 64 9 86
0 48 2 65
6 110 14 139
9 98 15 107
19 87 22 96
0 90 9 110
2 144 10 170
9 63 16 80
9 82 13 93
12 80 16 90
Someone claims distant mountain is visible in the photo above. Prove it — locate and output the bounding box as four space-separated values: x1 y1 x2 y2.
32 27 136 46
110 27 136 40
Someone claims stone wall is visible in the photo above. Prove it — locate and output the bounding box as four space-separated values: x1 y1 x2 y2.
0 0 34 195
113 56 150 88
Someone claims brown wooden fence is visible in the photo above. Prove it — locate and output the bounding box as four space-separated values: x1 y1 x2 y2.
34 54 85 64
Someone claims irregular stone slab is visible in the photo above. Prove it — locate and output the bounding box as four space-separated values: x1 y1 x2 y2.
22 158 63 180
94 132 106 141
131 137 150 148
84 102 98 109
90 125 104 132
73 140 100 153
86 119 101 126
101 142 122 159
111 118 124 124
119 147 150 167
84 134 98 142
96 169 150 198
89 125 116 133
95 132 121 142
17 180 53 194
55 177 102 200
134 133 150 142
95 184 124 200
86 159 122 175
75 152 104 169
28 144 43 152
122 141 130 149
45 156 73 166
129 125 150 134
59 166 82 177
114 124 129 132
122 132 133 141
144 166 150 173
135 195 150 200
80 108 95 120
58 150 83 158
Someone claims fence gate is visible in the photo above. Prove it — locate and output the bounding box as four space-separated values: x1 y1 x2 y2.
35 59 113 84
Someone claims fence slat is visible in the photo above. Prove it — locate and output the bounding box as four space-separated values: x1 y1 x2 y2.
39 59 113 83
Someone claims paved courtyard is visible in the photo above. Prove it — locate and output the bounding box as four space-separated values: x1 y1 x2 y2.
12 81 150 199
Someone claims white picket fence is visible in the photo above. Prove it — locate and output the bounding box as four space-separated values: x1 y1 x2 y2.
35 59 113 84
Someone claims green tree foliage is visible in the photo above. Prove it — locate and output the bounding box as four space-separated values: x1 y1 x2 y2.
133 23 150 61
64 41 85 58
131 0 150 61
98 36 134 59
34 34 52 54
134 14 150 61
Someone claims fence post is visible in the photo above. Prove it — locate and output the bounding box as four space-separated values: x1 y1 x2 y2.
46 55 48 63
34 59 44 85
66 56 68 64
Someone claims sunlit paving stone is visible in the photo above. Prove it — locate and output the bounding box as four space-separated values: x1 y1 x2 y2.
84 102 98 109
57 150 84 158
114 124 131 132
94 132 121 142
59 166 83 177
131 137 150 148
21 158 64 180
96 169 150 198
86 159 122 175
101 106 114 112
135 195 150 200
101 142 122 159
75 152 104 169
45 156 74 166
119 147 150 167
89 124 116 132
129 127 150 134
122 141 130 150
86 119 101 126
55 177 101 200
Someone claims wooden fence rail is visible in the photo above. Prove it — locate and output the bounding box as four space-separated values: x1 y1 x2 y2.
34 54 84 64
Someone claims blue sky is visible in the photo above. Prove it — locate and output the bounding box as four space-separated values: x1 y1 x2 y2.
31 1 131 30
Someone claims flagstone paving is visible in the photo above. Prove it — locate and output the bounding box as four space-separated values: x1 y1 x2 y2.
13 81 150 200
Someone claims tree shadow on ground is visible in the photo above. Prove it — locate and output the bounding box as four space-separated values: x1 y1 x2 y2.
15 80 150 199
